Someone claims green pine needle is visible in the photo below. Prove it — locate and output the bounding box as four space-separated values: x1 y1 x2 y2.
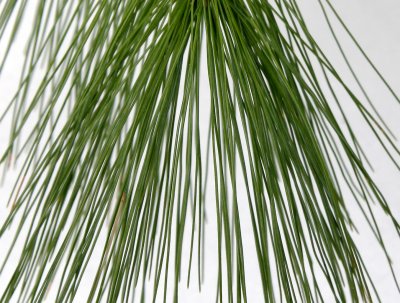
0 0 399 302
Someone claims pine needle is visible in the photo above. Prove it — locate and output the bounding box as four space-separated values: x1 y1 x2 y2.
0 0 399 302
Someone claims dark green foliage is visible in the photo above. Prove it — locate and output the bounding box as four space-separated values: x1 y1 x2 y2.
0 0 399 302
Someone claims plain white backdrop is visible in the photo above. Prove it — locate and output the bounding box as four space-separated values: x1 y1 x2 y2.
1 0 400 302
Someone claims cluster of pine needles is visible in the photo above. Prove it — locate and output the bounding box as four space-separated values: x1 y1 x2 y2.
0 0 399 302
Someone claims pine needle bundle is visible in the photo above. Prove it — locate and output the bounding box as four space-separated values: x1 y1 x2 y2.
0 0 399 302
